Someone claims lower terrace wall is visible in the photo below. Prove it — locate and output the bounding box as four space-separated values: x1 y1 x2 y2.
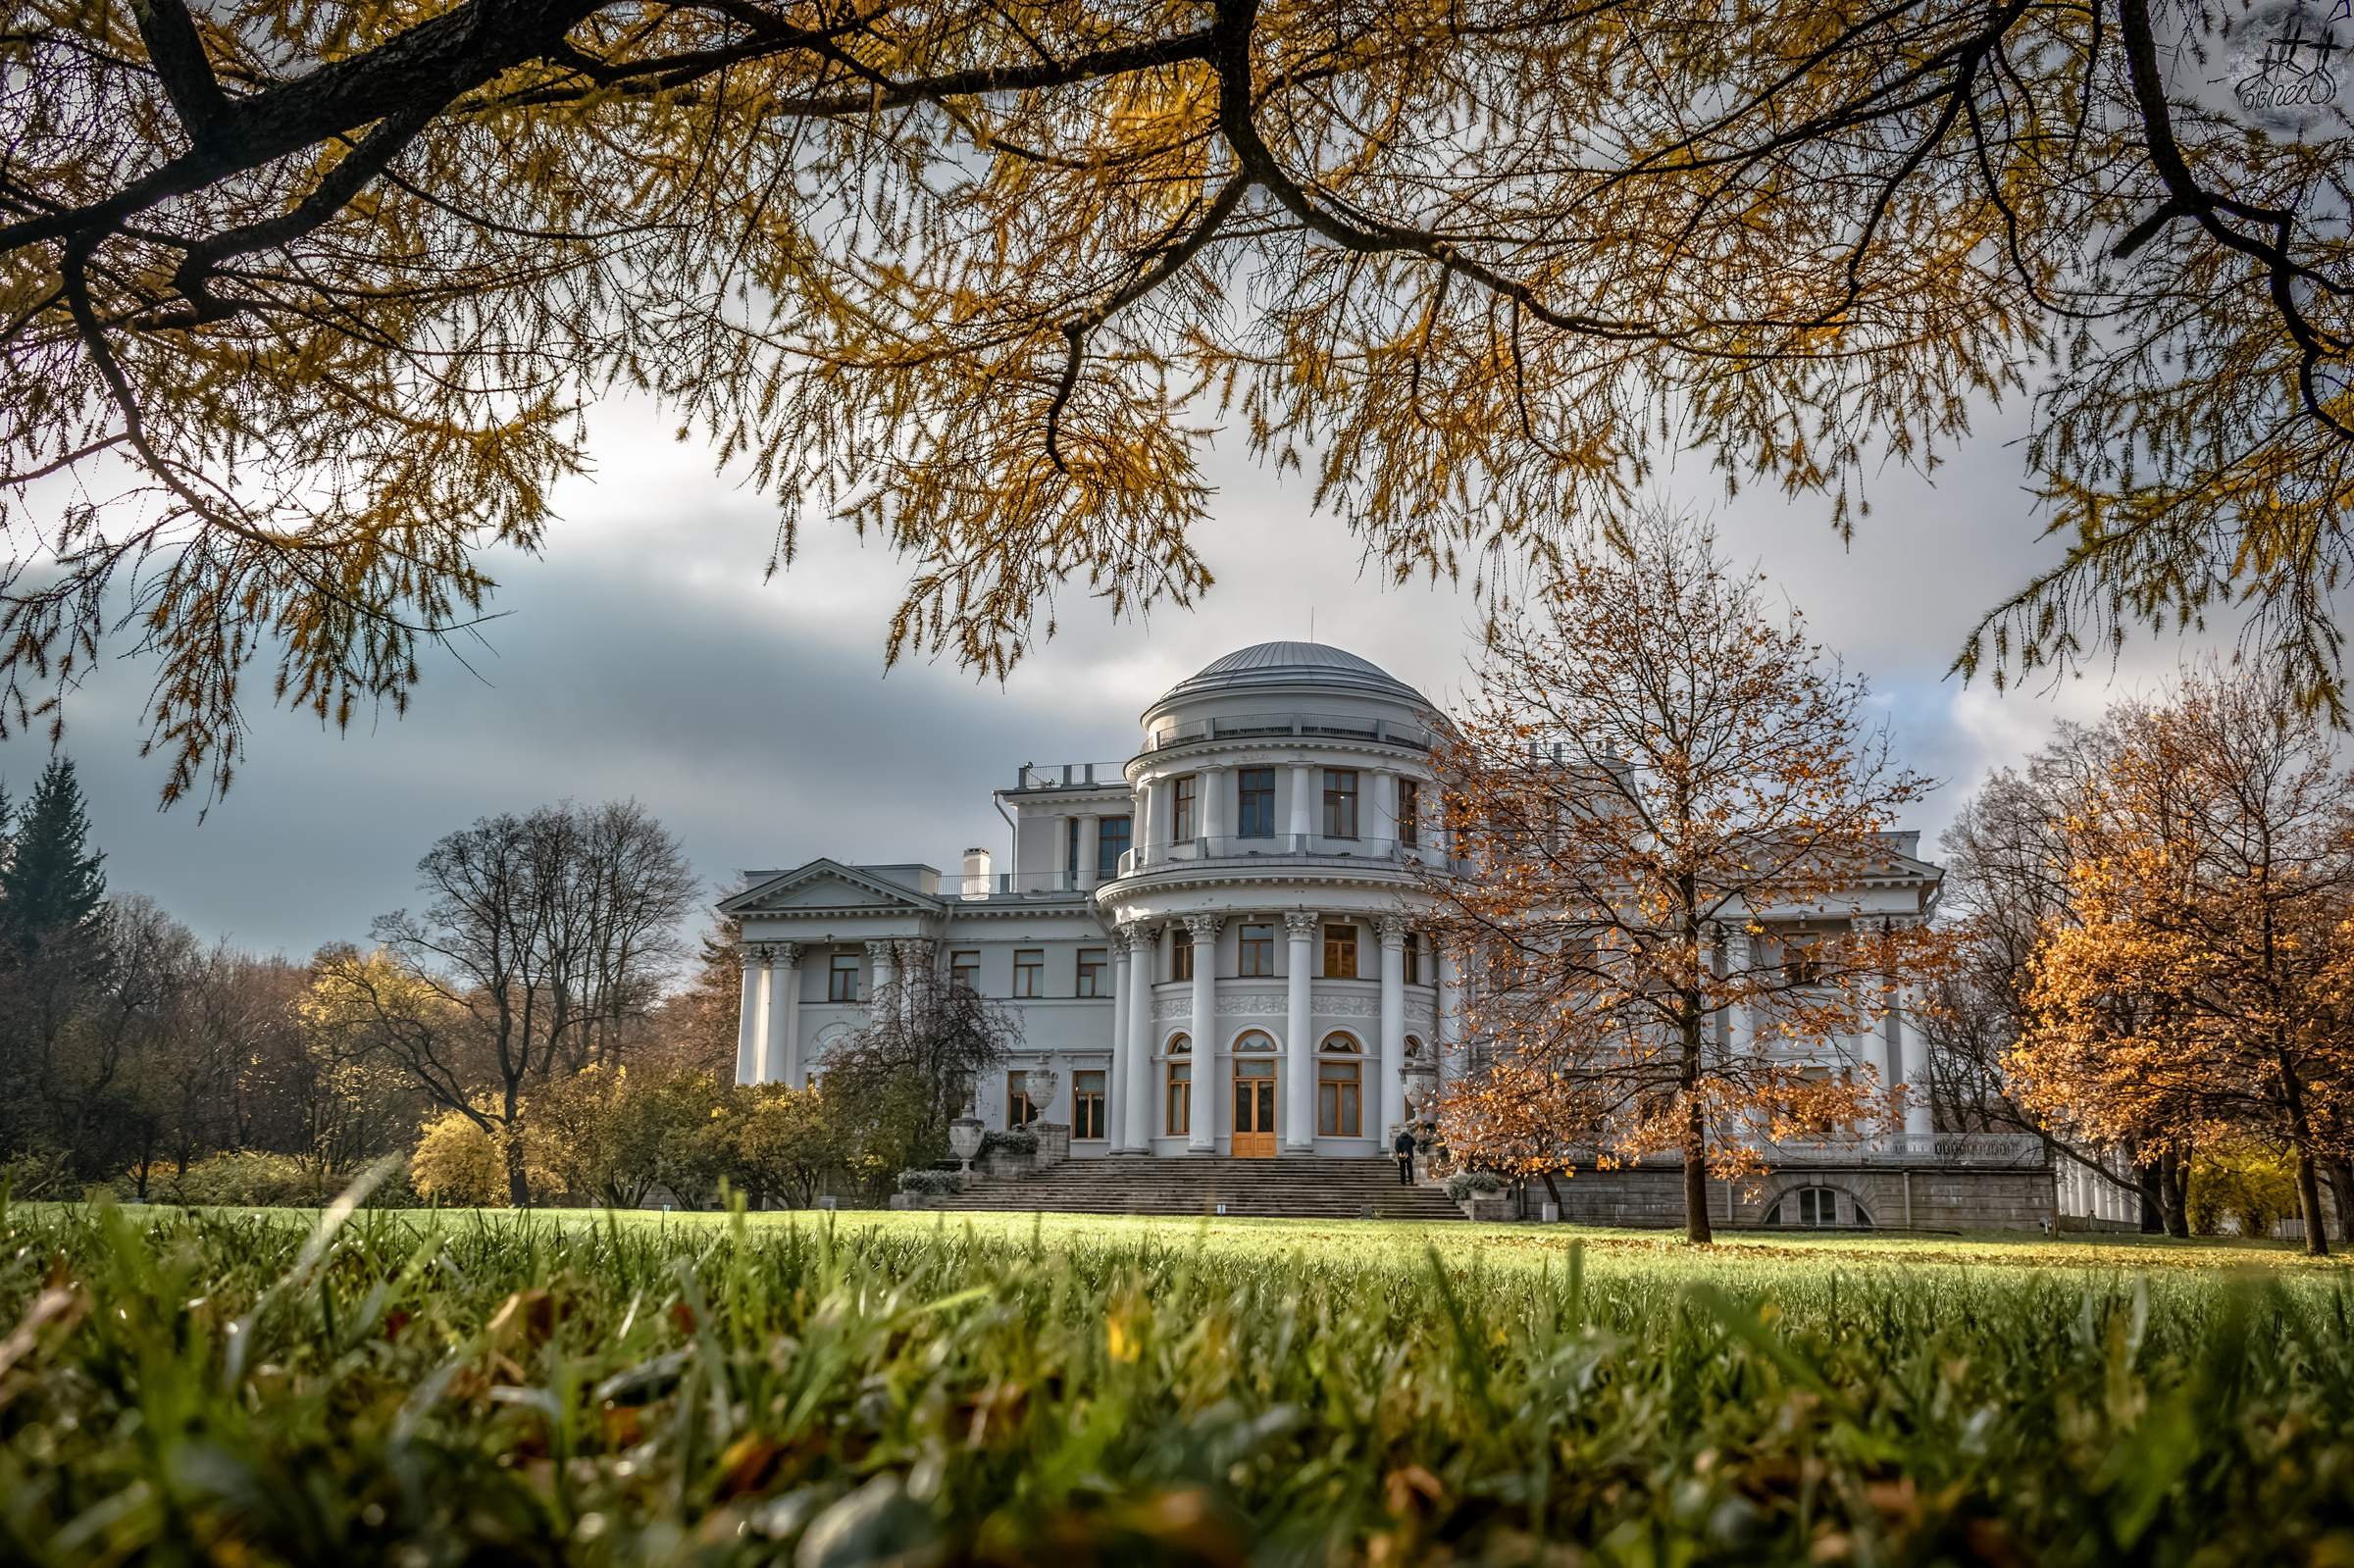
1538 1164 2058 1233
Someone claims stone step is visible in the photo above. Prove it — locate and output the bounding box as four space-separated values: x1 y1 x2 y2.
933 1154 1464 1220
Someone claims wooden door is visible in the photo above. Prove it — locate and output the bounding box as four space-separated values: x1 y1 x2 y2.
1231 1060 1277 1157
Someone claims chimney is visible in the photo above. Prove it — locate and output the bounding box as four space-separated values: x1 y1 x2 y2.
960 846 992 900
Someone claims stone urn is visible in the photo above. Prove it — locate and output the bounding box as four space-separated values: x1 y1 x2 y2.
1024 1060 1061 1119
947 1115 986 1179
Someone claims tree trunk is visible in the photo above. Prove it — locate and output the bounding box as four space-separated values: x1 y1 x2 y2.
2162 1149 2190 1239
2327 1159 2354 1245
1541 1168 1564 1209
2134 1159 2164 1234
2277 1054 2329 1256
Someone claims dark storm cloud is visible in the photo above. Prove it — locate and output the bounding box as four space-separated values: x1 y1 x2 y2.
16 395 2234 955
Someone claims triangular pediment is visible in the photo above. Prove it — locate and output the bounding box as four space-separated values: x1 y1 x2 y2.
721 859 943 915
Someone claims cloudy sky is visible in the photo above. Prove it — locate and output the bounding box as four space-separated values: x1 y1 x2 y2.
19 392 2223 959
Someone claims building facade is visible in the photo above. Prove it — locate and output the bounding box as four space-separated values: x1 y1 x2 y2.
725 641 2006 1211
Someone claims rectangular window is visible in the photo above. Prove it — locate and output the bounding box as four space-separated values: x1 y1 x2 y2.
1405 933 1421 986
1398 779 1420 847
1323 769 1359 838
1237 769 1275 837
1781 936 1823 987
1073 1070 1106 1139
950 950 980 993
1324 923 1358 980
1165 1061 1192 1137
1076 947 1107 997
1096 815 1131 880
1066 818 1081 881
1013 948 1045 997
1006 1071 1036 1129
1171 927 1194 982
1172 775 1197 841
1318 1060 1362 1137
828 952 860 1002
1238 922 1274 978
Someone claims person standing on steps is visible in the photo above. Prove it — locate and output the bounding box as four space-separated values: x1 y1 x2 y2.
1392 1126 1417 1186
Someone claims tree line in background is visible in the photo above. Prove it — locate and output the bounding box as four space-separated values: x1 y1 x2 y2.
0 785 1010 1209
1932 668 2354 1253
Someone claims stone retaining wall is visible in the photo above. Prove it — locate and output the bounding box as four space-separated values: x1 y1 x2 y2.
1535 1164 2058 1232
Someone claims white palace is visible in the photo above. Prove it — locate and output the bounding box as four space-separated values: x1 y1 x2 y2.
725 641 2070 1227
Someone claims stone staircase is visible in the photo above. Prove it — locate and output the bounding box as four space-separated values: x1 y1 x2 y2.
928 1154 1464 1221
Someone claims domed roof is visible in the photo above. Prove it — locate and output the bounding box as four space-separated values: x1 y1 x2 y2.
1151 641 1429 711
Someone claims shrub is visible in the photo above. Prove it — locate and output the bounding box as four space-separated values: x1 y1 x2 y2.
1445 1171 1506 1203
982 1128 1038 1156
0 1150 77 1201
110 1152 424 1210
411 1112 511 1207
896 1169 963 1195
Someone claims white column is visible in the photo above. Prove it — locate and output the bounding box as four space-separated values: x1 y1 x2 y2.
1373 769 1398 847
763 943 800 1084
1436 936 1464 1095
736 946 763 1086
1284 910 1318 1149
1287 763 1315 841
1897 919 1933 1138
1107 927 1133 1151
1201 764 1227 844
1378 917 1408 1137
1077 814 1101 891
1133 780 1154 872
1125 923 1157 1154
865 939 895 1021
1188 914 1222 1153
1726 927 1755 1057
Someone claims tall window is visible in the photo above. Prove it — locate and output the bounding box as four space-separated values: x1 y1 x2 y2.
1072 1070 1106 1139
1237 768 1276 837
1171 926 1194 982
1013 948 1045 997
1318 1046 1362 1137
950 950 980 993
828 952 860 1002
1398 779 1420 846
1405 932 1421 986
1324 923 1358 980
1066 817 1082 881
1171 775 1197 840
1097 815 1131 879
1780 935 1823 986
1323 769 1359 837
1238 922 1274 977
1165 1038 1192 1137
1077 947 1107 997
1006 1071 1037 1129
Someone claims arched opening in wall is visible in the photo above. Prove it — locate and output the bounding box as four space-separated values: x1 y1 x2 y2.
1164 1034 1192 1138
1765 1187 1869 1227
1319 1032 1363 1137
1230 1031 1278 1157
1404 1034 1426 1062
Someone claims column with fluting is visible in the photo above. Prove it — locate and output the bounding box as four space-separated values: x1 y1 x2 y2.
764 943 801 1084
1896 917 1934 1139
1187 914 1222 1152
1125 922 1157 1154
865 940 896 1021
736 945 763 1086
1436 936 1464 1096
1284 910 1318 1149
1106 926 1134 1151
1378 916 1408 1137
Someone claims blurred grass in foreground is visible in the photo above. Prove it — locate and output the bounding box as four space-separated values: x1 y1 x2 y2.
3 1190 2351 1565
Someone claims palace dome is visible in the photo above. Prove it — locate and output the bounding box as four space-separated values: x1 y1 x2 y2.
1150 641 1429 712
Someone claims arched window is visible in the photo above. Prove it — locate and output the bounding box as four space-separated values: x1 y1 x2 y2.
1318 1032 1363 1137
1233 1030 1276 1052
1404 1034 1427 1062
1764 1187 1869 1228
1165 1032 1191 1056
1166 1058 1191 1137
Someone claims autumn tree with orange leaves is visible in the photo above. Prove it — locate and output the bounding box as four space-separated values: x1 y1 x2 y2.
1420 513 1946 1243
2012 669 2354 1255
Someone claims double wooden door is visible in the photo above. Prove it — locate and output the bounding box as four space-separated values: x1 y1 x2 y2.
1232 1060 1277 1157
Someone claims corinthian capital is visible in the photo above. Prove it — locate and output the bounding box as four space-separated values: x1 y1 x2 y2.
1283 909 1321 939
1377 914 1411 945
1185 912 1224 941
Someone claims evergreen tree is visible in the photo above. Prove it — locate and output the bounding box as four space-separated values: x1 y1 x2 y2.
0 756 105 963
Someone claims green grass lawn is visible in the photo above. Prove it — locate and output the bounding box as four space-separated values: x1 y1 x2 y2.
5 1195 2351 1564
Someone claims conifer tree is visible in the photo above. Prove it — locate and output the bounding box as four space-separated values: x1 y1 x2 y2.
0 756 106 964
